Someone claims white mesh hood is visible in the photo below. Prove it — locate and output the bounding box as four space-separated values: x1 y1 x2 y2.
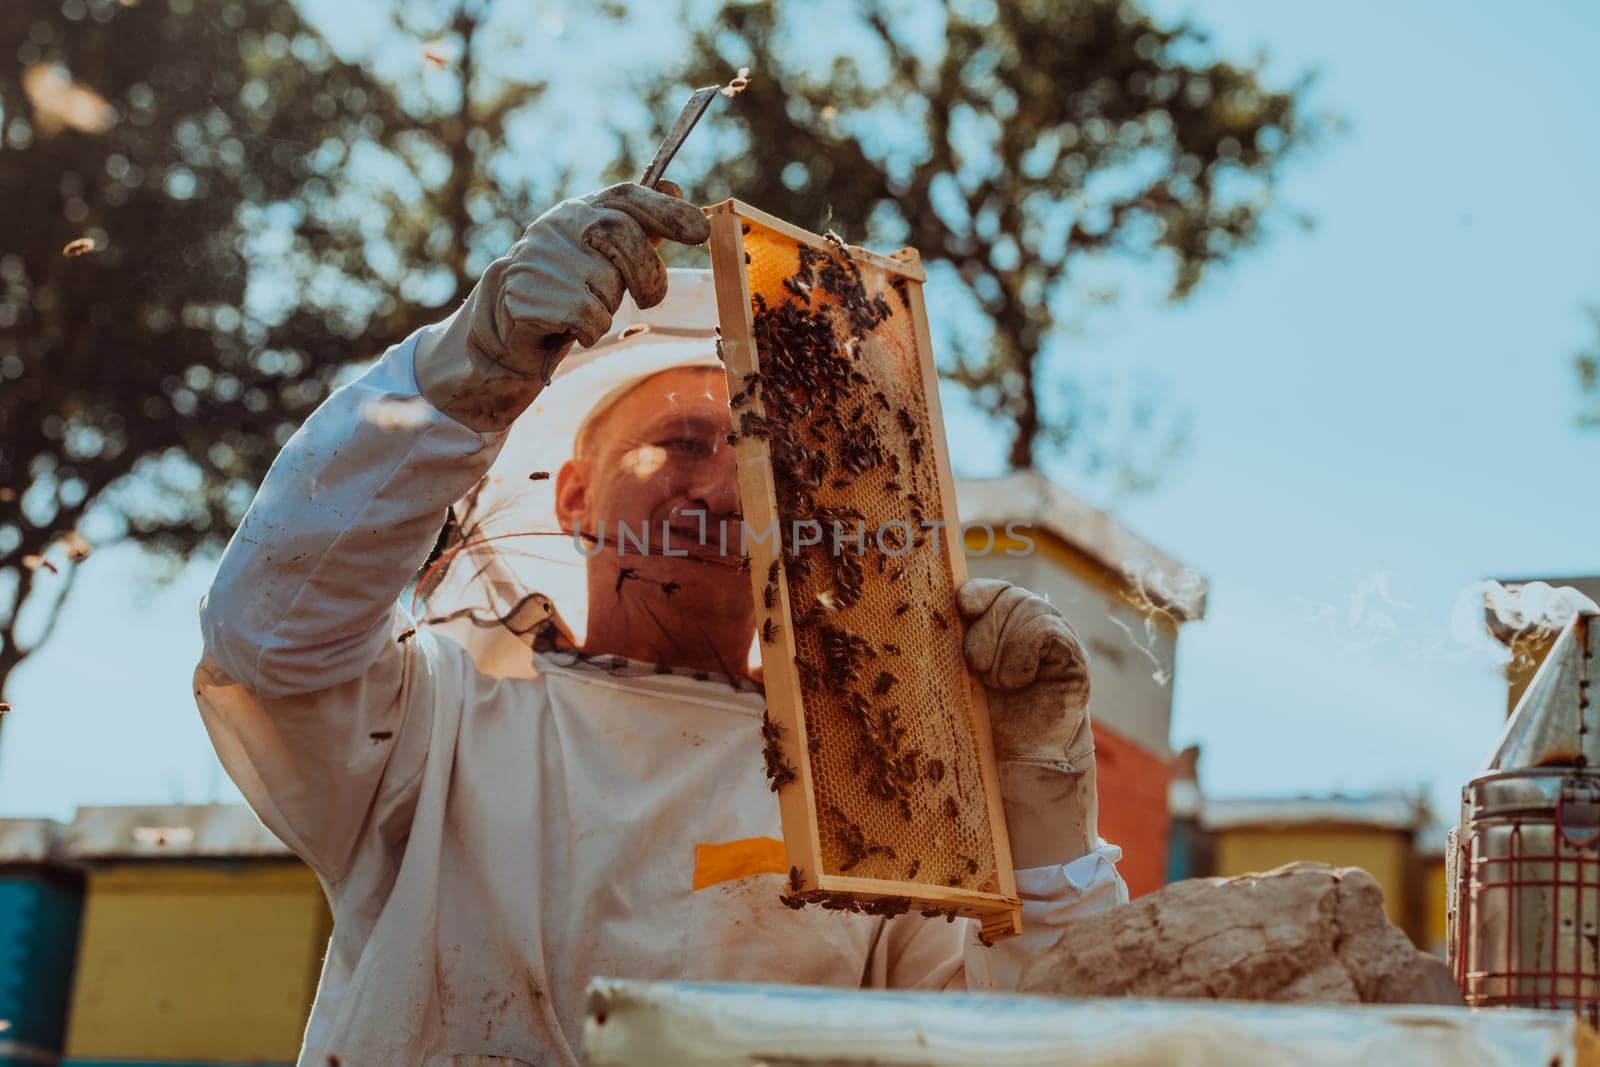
417 269 758 686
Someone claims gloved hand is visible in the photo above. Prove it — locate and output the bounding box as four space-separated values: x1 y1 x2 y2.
956 577 1098 868
957 578 1093 771
414 181 710 432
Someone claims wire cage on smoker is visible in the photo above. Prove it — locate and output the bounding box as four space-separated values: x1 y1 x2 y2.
1451 768 1600 1024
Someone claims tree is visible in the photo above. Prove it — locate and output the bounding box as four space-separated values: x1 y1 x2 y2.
651 0 1318 473
0 0 607 705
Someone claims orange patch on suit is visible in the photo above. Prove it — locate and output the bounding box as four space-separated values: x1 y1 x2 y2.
692 837 788 890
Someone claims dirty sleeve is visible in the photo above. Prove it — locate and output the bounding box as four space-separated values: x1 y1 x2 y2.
194 333 507 881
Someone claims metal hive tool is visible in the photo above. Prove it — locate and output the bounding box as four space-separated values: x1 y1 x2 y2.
705 199 1022 939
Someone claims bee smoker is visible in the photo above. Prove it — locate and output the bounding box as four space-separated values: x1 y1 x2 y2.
1450 609 1600 1022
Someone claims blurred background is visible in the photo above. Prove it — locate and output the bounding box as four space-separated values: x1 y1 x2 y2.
2 1 1600 1053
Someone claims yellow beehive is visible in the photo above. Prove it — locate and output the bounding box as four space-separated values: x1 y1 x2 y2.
1203 794 1428 940
61 804 330 1065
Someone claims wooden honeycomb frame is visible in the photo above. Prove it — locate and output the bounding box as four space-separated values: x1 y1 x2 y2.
706 199 1021 939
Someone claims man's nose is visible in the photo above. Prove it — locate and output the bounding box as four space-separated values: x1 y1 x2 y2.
689 451 741 518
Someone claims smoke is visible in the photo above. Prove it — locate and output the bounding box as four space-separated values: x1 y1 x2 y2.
1113 559 1204 687
1463 580 1600 677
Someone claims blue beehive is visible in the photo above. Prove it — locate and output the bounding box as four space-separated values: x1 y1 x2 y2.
0 819 83 1067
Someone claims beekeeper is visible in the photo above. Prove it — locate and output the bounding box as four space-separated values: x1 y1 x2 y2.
196 182 1125 1067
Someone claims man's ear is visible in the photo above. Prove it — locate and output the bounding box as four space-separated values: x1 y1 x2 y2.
554 459 589 531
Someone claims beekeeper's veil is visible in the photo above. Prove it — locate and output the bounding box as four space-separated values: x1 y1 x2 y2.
417 268 755 686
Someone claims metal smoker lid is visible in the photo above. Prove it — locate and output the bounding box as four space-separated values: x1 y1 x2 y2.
1487 611 1599 770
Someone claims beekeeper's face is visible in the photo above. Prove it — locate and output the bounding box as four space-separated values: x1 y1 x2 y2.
555 366 741 558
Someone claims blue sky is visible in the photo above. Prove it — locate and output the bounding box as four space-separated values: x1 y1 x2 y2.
5 0 1600 829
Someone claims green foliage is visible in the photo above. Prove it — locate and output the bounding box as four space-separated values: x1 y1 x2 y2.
653 0 1318 470
0 0 574 691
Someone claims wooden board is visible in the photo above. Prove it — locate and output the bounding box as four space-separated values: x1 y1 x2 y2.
706 199 1020 938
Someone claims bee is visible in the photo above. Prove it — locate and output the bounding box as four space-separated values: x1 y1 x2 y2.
726 432 739 446
396 628 416 644
893 602 910 617
943 796 960 820
906 859 921 879
790 865 804 892
767 559 781 583
931 609 949 630
873 671 899 696
762 618 778 644
369 730 393 741
925 758 945 783
528 471 551 481
888 565 906 583
779 893 808 910
881 642 902 656
764 583 777 609
660 581 681 599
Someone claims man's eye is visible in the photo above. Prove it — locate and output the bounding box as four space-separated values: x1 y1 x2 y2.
662 437 713 457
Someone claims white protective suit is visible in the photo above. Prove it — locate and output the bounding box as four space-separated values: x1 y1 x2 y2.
196 264 1126 1067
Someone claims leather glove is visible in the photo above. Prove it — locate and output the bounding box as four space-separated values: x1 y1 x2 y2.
957 577 1094 774
958 577 1098 867
414 181 710 432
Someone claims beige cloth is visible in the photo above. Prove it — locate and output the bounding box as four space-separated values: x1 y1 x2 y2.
195 335 1126 1067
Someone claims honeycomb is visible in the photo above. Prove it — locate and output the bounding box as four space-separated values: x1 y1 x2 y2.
709 202 1018 924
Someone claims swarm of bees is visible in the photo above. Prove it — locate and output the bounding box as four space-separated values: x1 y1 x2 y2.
729 226 991 914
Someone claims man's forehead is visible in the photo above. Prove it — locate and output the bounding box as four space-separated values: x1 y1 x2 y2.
579 364 727 454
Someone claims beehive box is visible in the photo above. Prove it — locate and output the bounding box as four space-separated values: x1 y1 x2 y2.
706 199 1021 938
0 820 83 1067
60 805 330 1066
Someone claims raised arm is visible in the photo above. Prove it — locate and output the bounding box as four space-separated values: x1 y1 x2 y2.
195 183 709 878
